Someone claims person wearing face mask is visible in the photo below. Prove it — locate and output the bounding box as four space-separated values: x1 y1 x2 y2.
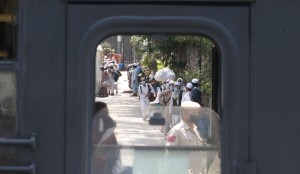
172 81 184 106
176 78 185 91
166 101 204 146
138 77 155 121
166 101 207 174
170 81 184 127
168 80 175 91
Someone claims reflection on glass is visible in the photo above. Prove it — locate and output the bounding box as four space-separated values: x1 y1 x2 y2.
0 72 17 166
91 103 220 174
0 0 18 60
92 35 220 174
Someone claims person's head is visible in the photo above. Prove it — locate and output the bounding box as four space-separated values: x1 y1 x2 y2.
186 82 193 91
94 101 116 127
140 77 146 86
174 82 181 92
176 78 183 85
191 78 199 88
180 101 201 124
133 63 138 68
168 80 175 89
94 101 106 112
190 88 202 105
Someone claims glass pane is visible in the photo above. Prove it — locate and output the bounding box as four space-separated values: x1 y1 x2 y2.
0 72 17 166
93 35 220 174
0 0 18 60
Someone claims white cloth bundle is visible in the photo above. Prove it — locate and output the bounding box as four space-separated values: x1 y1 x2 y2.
154 67 176 82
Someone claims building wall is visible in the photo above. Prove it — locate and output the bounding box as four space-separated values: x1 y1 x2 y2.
104 35 134 66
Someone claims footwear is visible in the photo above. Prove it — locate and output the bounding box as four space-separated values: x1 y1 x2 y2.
142 117 147 121
131 93 137 96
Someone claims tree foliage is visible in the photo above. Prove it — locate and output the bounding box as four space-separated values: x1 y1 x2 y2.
130 35 214 98
101 41 115 55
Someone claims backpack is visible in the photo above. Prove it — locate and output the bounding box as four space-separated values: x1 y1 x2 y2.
113 70 120 81
140 84 156 102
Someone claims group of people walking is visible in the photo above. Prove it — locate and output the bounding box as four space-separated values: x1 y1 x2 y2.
97 63 122 97
95 63 220 174
132 72 220 174
133 72 205 133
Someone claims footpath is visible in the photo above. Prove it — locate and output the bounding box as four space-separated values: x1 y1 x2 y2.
96 70 166 166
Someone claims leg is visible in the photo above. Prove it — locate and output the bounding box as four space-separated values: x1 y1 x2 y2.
140 100 146 119
145 100 150 118
114 82 118 94
110 82 114 95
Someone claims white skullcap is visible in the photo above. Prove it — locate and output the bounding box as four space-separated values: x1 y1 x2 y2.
169 80 174 84
174 82 181 86
186 83 193 89
191 78 199 83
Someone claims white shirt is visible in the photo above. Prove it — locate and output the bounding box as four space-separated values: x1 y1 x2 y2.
138 83 155 99
166 120 203 146
181 91 192 103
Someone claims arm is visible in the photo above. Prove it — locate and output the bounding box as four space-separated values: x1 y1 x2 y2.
138 85 142 95
166 127 180 146
148 84 155 93
159 89 171 105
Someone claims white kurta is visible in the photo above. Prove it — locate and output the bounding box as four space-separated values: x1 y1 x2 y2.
138 84 155 118
181 91 192 103
107 70 115 94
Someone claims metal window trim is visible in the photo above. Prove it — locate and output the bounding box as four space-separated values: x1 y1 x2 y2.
66 14 249 174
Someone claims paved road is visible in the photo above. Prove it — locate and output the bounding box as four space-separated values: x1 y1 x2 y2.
96 70 166 166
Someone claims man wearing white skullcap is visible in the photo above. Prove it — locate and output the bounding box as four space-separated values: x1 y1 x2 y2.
191 78 199 88
181 82 193 103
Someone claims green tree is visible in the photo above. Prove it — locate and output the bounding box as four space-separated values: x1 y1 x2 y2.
130 35 214 105
101 41 115 55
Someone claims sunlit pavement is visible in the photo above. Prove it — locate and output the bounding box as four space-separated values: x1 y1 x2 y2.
96 70 166 166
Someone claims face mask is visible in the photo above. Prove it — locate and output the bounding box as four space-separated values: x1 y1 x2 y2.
141 81 146 85
174 87 179 92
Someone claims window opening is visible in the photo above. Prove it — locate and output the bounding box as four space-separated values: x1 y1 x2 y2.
93 34 220 174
